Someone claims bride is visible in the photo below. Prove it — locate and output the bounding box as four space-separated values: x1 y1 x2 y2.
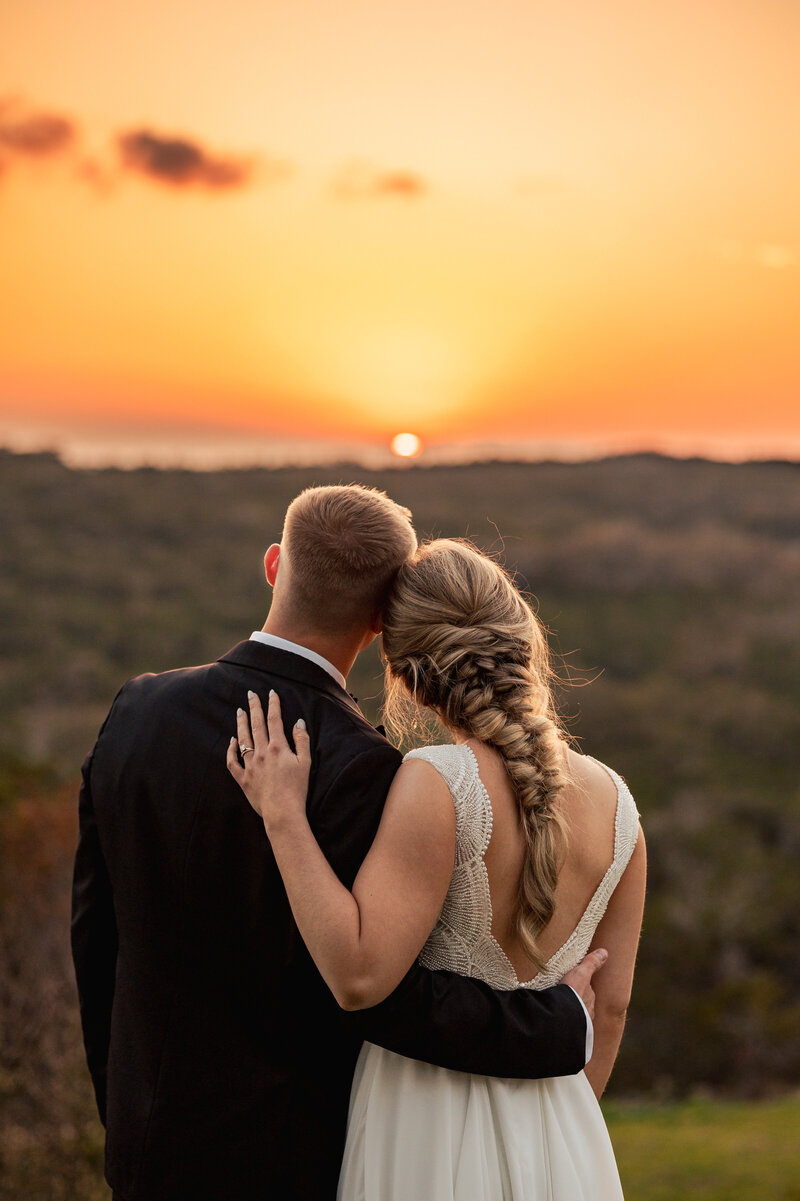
228 538 646 1200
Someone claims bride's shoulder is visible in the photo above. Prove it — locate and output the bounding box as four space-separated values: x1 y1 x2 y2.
565 746 610 778
402 742 469 777
402 742 457 764
564 747 621 805
384 748 458 833
400 743 468 793
563 747 639 824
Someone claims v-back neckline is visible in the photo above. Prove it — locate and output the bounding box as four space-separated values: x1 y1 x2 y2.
459 742 623 987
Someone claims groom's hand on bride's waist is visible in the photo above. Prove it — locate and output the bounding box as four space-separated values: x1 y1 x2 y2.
561 948 608 1022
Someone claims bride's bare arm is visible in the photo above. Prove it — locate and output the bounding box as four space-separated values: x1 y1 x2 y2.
583 825 647 1099
227 690 456 1011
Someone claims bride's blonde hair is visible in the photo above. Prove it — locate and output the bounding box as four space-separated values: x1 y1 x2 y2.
382 539 567 971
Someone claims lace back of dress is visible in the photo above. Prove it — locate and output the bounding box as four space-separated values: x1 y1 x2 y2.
404 744 640 991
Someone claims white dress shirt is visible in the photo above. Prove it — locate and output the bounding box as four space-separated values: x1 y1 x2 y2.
248 630 593 1064
249 630 346 689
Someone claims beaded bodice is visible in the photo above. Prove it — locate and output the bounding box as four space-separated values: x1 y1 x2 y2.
405 743 640 991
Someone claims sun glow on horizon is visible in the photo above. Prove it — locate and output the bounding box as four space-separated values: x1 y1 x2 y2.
391 432 422 458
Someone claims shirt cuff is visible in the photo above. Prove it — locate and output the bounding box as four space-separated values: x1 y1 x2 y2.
567 986 594 1064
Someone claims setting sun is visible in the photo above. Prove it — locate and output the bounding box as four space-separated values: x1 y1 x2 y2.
391 432 422 458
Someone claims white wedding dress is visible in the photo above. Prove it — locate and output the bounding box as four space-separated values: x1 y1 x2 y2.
337 743 640 1201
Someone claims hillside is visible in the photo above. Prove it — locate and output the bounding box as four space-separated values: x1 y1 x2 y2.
1 448 799 1102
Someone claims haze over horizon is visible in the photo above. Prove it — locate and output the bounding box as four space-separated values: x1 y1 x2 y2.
3 417 800 472
2 0 798 463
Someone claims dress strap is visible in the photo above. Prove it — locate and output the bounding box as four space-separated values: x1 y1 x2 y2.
403 744 493 864
600 762 640 872
579 762 641 920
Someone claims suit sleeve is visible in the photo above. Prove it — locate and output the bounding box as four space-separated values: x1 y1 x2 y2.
314 743 588 1081
71 737 119 1125
350 963 587 1079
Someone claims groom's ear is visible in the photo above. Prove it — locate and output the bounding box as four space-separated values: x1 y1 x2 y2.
369 610 383 636
264 543 281 587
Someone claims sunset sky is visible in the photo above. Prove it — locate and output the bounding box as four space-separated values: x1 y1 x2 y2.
2 0 799 463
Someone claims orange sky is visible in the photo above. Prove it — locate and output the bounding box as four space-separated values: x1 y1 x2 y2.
1 0 799 460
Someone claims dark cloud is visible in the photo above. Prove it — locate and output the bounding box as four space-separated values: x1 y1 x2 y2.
333 161 428 200
0 99 77 159
0 98 283 198
116 128 254 189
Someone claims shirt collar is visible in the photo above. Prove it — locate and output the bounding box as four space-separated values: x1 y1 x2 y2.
249 631 346 690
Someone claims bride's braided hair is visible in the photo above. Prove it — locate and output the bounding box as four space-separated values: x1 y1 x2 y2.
382 539 567 971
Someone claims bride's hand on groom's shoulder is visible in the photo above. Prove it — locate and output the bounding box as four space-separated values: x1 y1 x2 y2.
227 690 312 835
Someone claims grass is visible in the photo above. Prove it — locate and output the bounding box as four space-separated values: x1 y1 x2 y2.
604 1095 800 1201
3 1096 799 1198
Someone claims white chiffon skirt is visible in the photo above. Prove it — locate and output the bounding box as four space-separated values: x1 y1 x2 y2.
337 1043 624 1201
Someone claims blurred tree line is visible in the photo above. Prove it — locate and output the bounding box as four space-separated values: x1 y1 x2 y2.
1 448 799 1190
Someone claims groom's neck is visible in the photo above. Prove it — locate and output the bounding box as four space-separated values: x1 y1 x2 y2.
261 610 368 681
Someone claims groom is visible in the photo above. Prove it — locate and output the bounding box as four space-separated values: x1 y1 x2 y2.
72 483 606 1201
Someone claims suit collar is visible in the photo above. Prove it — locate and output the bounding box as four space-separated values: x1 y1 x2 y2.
218 640 362 717
248 630 346 689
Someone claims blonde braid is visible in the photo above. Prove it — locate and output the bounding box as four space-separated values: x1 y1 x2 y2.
383 539 568 972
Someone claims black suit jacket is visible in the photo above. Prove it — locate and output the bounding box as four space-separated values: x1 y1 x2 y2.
72 640 586 1201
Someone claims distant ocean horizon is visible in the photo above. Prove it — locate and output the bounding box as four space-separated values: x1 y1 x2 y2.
2 418 799 470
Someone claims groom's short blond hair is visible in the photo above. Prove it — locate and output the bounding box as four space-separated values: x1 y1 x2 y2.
281 484 417 632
